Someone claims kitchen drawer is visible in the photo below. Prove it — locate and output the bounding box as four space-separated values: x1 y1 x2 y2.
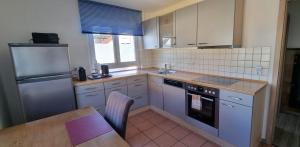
75 83 104 94
220 90 253 107
105 86 128 98
76 90 106 108
128 82 148 97
127 75 147 84
130 93 148 110
104 79 126 89
148 76 163 85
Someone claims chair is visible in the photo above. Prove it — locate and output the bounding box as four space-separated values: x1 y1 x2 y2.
104 91 134 138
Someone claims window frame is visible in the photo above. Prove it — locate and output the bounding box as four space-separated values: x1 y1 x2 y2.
88 34 139 70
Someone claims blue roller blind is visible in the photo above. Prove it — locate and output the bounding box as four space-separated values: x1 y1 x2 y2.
78 0 143 36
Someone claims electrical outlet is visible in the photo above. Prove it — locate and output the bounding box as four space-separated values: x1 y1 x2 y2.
256 65 263 75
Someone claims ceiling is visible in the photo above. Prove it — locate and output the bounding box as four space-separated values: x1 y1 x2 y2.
92 0 183 12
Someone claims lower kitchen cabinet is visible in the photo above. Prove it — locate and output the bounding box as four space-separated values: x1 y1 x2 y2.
104 79 128 99
219 100 252 147
76 90 106 108
149 80 164 109
104 86 127 98
219 89 266 147
75 83 106 113
163 84 186 120
128 81 148 110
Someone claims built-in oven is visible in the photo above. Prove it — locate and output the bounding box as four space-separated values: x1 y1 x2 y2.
186 84 219 128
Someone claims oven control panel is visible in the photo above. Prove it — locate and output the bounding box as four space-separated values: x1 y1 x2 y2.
186 84 219 97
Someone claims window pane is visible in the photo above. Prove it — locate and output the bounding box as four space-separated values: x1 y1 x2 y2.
93 34 115 64
119 35 136 62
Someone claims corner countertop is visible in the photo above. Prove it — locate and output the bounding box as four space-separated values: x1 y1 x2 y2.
73 68 268 96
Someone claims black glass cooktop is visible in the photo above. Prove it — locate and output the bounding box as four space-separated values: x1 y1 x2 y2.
193 75 240 86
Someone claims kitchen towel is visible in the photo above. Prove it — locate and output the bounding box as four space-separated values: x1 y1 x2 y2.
191 94 202 111
65 113 113 146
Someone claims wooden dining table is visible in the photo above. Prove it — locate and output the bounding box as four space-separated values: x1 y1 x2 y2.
0 107 130 147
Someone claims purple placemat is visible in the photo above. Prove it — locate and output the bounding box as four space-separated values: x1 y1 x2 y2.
65 113 113 146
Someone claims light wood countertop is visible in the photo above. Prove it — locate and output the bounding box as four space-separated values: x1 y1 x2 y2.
73 68 267 95
0 107 130 147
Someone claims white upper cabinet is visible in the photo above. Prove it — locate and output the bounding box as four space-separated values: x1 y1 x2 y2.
142 0 243 49
197 0 243 48
159 12 176 48
143 17 159 49
175 4 198 48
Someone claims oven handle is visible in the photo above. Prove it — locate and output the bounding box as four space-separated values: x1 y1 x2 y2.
187 93 214 102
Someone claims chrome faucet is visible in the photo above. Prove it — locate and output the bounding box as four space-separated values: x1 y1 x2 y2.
165 64 168 72
158 64 176 74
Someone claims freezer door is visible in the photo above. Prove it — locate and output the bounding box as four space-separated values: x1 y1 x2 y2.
18 77 75 122
10 45 70 79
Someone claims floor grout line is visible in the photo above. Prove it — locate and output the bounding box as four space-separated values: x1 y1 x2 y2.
127 110 217 147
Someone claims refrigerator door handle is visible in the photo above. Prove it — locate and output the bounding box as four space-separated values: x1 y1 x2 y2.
17 74 72 84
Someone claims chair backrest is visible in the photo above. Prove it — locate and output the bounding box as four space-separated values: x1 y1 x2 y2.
104 91 134 138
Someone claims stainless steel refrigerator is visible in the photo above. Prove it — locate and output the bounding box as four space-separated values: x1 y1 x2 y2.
9 43 76 122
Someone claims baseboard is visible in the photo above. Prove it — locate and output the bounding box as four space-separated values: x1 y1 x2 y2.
149 106 234 147
129 106 150 116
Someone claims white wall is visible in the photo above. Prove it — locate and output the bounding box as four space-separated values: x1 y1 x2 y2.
0 0 91 124
287 0 300 48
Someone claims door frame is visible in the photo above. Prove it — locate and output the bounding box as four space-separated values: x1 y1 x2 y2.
266 0 288 144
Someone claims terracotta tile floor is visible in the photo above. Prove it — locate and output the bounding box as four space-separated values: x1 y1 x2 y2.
126 110 220 147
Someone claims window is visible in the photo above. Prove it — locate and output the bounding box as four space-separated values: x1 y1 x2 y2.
91 34 138 70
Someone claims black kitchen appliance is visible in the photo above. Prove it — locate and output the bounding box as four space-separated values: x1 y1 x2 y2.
32 32 59 44
186 84 219 128
101 65 111 78
78 67 87 81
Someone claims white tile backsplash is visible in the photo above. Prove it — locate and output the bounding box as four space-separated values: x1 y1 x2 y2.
141 47 272 81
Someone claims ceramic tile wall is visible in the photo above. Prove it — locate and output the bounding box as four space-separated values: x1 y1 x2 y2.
149 47 272 81
138 48 153 68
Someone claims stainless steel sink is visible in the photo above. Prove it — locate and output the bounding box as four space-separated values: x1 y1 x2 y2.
157 69 177 75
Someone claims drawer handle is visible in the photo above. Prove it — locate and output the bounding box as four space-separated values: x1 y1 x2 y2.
229 96 242 101
86 94 98 97
85 87 97 91
134 84 143 87
187 43 196 46
134 79 142 81
112 82 121 85
222 103 234 108
111 88 122 91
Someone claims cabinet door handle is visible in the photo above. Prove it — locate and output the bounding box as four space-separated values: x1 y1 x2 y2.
222 103 234 108
198 43 208 45
112 82 121 85
134 84 143 87
187 44 196 46
134 78 142 81
85 87 97 91
85 94 98 97
229 96 242 101
111 88 122 91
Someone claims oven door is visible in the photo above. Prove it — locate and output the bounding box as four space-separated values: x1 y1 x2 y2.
187 91 217 127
